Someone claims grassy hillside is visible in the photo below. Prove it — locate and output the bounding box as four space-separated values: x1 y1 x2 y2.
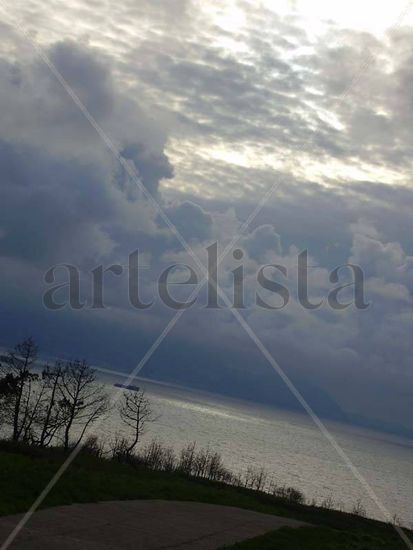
0 441 410 549
222 525 406 549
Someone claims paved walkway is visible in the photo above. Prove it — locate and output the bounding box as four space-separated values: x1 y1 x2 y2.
0 500 307 549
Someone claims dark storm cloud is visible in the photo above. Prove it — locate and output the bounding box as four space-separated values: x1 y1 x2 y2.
48 41 115 120
0 40 185 270
0 139 113 264
154 174 413 430
120 143 174 196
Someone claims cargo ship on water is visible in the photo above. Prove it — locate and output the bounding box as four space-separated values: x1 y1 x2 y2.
114 383 140 392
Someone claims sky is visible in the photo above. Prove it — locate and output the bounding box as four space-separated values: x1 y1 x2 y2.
0 0 412 433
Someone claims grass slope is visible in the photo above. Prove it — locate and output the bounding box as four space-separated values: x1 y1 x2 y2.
0 442 410 550
222 525 407 549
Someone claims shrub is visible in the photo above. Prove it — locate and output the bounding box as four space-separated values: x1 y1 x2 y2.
139 440 177 471
272 485 305 505
243 466 268 491
320 495 335 510
81 435 104 458
352 499 367 517
109 436 131 462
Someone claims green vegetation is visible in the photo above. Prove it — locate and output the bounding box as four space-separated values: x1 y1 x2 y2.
0 441 411 549
0 440 307 517
1 338 412 549
222 524 410 549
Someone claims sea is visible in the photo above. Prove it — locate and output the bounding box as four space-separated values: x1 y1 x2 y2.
96 375 413 527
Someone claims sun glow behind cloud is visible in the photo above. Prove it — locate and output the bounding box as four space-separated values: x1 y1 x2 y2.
3 0 413 198
261 0 413 37
156 0 413 197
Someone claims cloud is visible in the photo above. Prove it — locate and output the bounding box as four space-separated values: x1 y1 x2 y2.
120 143 173 196
242 224 282 262
48 41 115 120
0 40 179 268
0 5 412 435
350 220 413 289
163 201 212 242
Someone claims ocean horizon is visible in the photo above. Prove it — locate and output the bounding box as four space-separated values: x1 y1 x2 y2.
94 374 413 528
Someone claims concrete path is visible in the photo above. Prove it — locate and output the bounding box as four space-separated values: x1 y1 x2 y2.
0 500 307 549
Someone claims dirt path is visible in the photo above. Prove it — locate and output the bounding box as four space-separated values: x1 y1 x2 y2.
0 500 308 549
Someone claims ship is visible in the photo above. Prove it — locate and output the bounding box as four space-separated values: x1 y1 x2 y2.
114 383 140 392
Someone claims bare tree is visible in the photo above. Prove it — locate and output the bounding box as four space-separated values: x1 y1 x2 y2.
118 389 154 456
57 360 109 450
243 466 268 491
18 377 49 443
0 337 39 441
178 442 196 475
36 362 67 447
0 370 16 434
